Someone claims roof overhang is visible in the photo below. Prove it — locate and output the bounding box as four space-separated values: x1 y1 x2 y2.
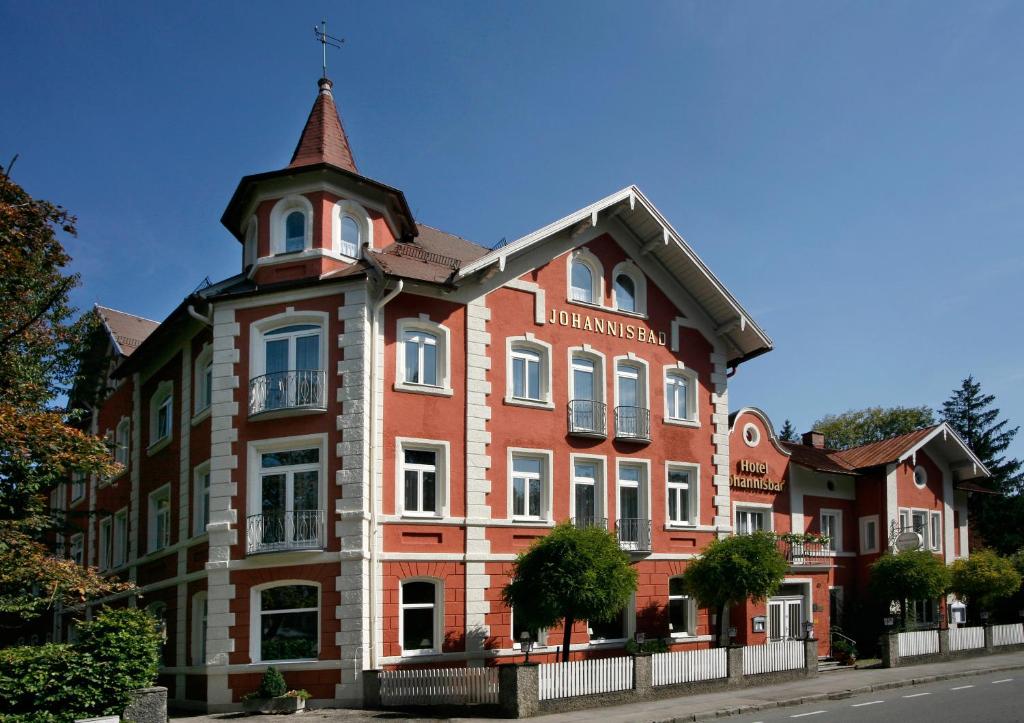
456 185 773 366
897 422 992 480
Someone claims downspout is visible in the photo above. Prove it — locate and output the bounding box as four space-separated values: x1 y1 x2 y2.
367 276 403 671
187 302 213 327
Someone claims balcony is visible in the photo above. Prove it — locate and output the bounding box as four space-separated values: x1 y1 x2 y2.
571 516 608 530
614 406 650 443
248 369 326 418
567 400 607 438
246 510 325 555
778 539 832 566
615 518 652 552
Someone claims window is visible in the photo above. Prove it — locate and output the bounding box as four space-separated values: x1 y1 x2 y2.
284 211 305 253
615 361 644 410
506 337 552 406
511 453 547 521
910 599 937 628
396 318 452 395
402 448 437 515
899 508 910 531
254 447 322 551
269 195 313 254
114 418 130 467
665 367 699 425
250 313 328 415
913 464 928 488
668 577 695 637
255 584 319 661
98 517 112 571
589 606 628 643
930 511 942 551
194 464 211 536
859 515 879 554
149 381 174 449
611 262 646 315
332 200 372 258
401 580 440 655
613 273 636 312
572 458 601 525
194 346 213 415
735 506 767 535
570 259 595 303
617 462 643 523
820 510 841 552
568 350 605 435
512 605 546 648
666 464 696 526
71 472 86 503
147 602 168 665
404 329 436 385
148 486 171 553
69 534 83 566
742 422 761 447
339 215 360 258
911 510 928 536
615 358 648 440
191 592 208 665
113 508 128 567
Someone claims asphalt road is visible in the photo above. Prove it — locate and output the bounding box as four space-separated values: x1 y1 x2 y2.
724 670 1022 723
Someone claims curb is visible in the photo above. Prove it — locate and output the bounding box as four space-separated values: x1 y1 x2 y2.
650 662 1024 722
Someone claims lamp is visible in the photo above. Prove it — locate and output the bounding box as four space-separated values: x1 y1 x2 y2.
634 632 646 646
803 621 814 640
519 631 533 663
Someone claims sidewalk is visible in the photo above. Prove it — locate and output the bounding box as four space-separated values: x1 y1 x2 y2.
173 649 1024 723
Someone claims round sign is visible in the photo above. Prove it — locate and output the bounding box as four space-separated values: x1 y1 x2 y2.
894 530 923 552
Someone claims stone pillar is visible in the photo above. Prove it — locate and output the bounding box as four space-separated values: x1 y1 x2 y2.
938 628 950 657
362 670 381 709
880 632 900 668
984 625 995 653
499 664 539 719
633 654 653 696
804 639 819 677
727 645 744 685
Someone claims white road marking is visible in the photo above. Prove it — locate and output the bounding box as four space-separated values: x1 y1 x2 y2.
851 700 884 707
903 692 931 698
790 713 826 718
951 685 975 690
992 678 1013 684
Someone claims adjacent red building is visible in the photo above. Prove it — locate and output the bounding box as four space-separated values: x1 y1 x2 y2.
57 75 990 711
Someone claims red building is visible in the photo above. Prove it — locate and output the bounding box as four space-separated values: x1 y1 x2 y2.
57 76 990 711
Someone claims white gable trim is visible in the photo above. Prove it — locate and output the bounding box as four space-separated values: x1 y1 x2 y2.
896 423 990 478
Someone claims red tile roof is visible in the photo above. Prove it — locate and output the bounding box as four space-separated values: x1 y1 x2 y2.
831 425 939 469
779 441 856 475
354 224 491 284
288 78 358 173
95 305 159 357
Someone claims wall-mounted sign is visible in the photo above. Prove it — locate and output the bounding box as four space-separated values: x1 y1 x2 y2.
548 308 667 346
893 531 923 552
730 459 785 492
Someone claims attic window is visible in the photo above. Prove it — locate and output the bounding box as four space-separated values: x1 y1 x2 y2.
285 212 305 253
340 215 360 257
743 423 760 448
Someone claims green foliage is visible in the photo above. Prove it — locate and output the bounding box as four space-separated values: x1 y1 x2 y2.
779 419 799 443
256 666 288 699
0 607 160 722
260 638 317 661
949 549 1022 613
869 550 950 627
502 523 637 662
812 406 936 450
624 637 669 655
831 637 857 664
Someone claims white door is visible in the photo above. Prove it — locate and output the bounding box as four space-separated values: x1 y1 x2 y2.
768 598 804 642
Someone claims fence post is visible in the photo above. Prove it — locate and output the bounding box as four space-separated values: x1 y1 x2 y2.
880 632 900 668
727 645 744 685
362 670 381 709
632 654 653 697
938 628 950 657
499 664 539 719
803 638 819 677
984 625 995 654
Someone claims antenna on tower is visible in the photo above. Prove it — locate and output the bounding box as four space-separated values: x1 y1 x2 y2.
313 19 345 79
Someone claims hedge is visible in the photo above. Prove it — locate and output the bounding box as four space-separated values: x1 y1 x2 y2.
0 607 161 723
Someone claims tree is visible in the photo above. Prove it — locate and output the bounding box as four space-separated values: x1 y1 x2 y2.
779 419 799 443
502 523 637 662
0 162 129 635
869 550 950 629
949 550 1021 622
681 532 787 646
813 406 935 450
942 376 1024 553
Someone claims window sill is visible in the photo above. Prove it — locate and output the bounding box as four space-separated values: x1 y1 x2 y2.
147 436 172 457
503 396 555 410
588 638 628 647
566 298 649 321
670 634 713 644
400 649 440 658
664 522 700 531
663 417 700 429
250 657 319 666
508 518 555 527
393 382 454 397
399 512 446 520
191 407 212 426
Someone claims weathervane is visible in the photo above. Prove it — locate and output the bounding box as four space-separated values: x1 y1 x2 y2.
313 19 345 79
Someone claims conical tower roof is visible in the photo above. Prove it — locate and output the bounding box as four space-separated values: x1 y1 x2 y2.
288 77 358 172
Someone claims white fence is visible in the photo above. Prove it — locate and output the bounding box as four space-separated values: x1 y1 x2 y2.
651 647 727 686
742 641 805 675
993 623 1024 647
538 656 634 701
897 630 939 657
949 626 985 652
379 667 499 706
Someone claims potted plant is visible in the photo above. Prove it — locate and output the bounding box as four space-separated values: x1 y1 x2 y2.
242 666 311 714
831 638 857 666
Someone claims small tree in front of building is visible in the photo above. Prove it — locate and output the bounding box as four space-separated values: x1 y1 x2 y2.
869 550 951 630
681 531 788 646
949 549 1021 623
502 523 637 663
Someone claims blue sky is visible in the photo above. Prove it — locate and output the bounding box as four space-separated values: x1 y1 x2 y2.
2 1 1022 459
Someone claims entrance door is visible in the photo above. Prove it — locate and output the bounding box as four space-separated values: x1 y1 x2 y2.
768 598 804 642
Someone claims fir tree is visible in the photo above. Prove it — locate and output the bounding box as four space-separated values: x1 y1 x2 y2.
779 419 799 442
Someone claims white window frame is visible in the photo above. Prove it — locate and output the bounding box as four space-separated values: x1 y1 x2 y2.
569 453 607 524
98 516 112 571
148 484 172 553
331 199 373 259
394 316 453 396
193 460 211 536
742 422 761 448
663 363 700 427
193 343 214 419
734 502 773 534
148 380 174 453
246 433 328 532
616 458 651 526
395 437 450 518
399 577 443 657
507 448 553 523
505 334 554 409
819 509 842 552
567 346 607 405
269 194 314 255
859 514 880 554
612 353 650 413
249 580 321 663
249 310 329 380
71 471 86 504
113 507 128 567
567 247 604 306
668 576 697 638
191 591 208 666
665 461 700 527
69 533 83 566
511 605 548 649
114 417 130 468
610 261 647 316
929 510 942 552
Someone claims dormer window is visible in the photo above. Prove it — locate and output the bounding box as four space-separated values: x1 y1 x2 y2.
614 274 636 312
269 195 314 255
611 262 646 315
332 200 373 259
285 212 305 253
340 215 359 257
571 260 594 303
568 249 603 306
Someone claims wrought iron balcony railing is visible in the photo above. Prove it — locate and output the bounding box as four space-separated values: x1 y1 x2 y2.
778 539 832 565
248 369 326 417
567 400 607 438
246 510 325 555
615 518 652 552
571 516 608 530
614 406 650 442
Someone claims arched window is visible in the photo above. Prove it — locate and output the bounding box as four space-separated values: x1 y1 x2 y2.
339 215 360 258
332 200 373 258
571 260 594 303
401 579 441 655
395 318 452 395
664 366 699 426
285 211 305 253
505 335 553 407
614 273 636 312
611 262 646 315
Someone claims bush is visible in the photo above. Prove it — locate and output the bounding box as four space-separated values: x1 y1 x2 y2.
0 607 161 723
624 637 669 655
256 666 288 699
